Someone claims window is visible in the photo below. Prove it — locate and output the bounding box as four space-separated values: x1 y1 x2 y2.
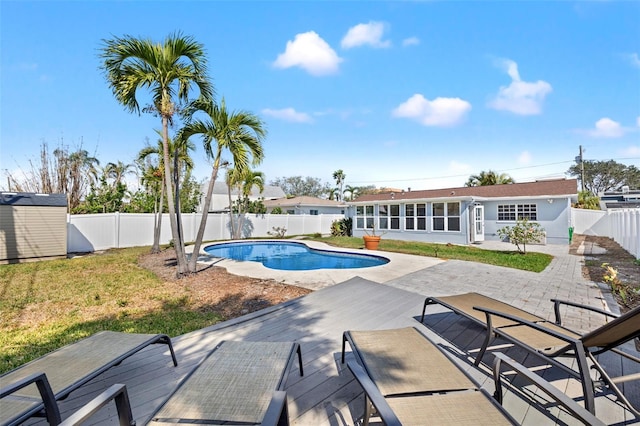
379 204 400 230
356 205 375 229
498 204 537 221
405 203 426 230
432 202 460 232
310 209 319 216
286 209 295 215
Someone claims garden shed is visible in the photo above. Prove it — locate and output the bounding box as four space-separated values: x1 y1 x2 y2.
0 192 68 263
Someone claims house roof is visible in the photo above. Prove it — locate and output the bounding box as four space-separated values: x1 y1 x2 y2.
201 182 286 199
263 196 348 208
351 178 578 203
0 192 68 207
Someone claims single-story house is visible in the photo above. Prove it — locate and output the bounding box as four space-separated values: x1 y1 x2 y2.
263 196 348 215
198 182 285 213
0 192 68 263
349 178 579 245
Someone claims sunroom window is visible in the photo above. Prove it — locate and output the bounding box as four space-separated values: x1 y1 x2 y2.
432 202 460 232
405 203 426 230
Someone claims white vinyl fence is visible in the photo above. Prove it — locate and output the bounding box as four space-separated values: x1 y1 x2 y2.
571 208 640 259
67 213 345 253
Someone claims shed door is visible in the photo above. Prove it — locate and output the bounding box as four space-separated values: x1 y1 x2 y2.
473 205 485 242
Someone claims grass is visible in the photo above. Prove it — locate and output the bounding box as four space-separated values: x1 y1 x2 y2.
0 238 553 375
0 247 222 374
310 236 553 273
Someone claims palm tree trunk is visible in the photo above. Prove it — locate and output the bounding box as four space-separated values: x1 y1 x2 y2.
187 156 222 272
162 116 188 276
151 181 164 254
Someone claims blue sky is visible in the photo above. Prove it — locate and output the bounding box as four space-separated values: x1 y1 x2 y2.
1 1 639 192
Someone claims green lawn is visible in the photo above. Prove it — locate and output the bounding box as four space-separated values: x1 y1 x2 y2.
310 236 553 273
0 247 223 374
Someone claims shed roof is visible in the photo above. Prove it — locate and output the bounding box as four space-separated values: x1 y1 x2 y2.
352 178 578 203
0 192 68 207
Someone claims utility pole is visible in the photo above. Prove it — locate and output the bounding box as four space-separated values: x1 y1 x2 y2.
575 145 586 193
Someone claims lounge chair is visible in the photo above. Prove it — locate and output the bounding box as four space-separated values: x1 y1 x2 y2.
1 331 177 425
421 293 640 416
341 327 604 425
1 373 134 426
148 340 303 425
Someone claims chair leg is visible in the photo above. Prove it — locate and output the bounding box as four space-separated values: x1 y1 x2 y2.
574 343 596 414
362 394 372 426
475 328 495 366
421 297 436 323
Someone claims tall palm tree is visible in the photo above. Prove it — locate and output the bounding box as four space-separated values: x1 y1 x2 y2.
465 170 514 187
100 32 213 276
178 97 266 272
332 169 346 202
343 184 360 201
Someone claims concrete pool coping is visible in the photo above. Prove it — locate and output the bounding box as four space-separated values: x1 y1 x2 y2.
186 239 444 290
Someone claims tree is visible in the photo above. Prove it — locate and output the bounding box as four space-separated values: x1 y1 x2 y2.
497 218 546 254
332 169 345 202
343 184 360 201
573 191 600 210
269 176 329 197
178 97 265 272
100 32 213 276
465 170 514 187
568 160 640 195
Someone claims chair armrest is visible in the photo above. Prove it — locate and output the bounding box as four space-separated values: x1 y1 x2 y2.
347 361 402 426
492 353 605 426
551 299 618 325
59 384 135 426
473 306 577 344
261 391 288 426
0 372 61 426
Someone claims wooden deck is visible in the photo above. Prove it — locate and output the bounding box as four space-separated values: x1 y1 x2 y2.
34 277 639 425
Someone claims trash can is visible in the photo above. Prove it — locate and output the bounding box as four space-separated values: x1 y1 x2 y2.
569 226 574 244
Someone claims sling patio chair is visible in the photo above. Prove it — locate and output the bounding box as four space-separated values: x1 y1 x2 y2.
148 340 303 426
341 326 604 426
421 293 640 416
0 331 177 426
1 373 135 426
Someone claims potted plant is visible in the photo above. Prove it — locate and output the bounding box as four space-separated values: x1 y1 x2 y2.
363 223 384 250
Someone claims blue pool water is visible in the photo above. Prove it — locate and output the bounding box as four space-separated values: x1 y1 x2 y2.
204 241 389 271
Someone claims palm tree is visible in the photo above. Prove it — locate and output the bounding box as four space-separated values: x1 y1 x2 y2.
229 168 265 239
332 169 346 202
465 170 514 187
343 184 360 201
178 97 266 272
100 32 213 276
105 161 134 187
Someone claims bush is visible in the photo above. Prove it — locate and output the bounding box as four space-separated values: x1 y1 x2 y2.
497 218 545 254
331 218 352 237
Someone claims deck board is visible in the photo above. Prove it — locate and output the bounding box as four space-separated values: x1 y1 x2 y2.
22 276 638 425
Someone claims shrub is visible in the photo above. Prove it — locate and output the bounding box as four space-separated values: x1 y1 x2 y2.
497 218 545 254
331 218 352 237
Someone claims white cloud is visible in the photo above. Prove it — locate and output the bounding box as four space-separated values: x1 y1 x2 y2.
627 53 640 69
341 21 391 49
623 146 640 156
273 31 342 76
518 151 532 164
587 118 626 138
392 94 472 127
402 37 420 47
488 59 552 115
262 108 313 123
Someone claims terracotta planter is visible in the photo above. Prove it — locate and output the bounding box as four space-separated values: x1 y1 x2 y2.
363 235 381 250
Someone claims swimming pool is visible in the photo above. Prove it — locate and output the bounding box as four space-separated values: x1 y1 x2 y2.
204 241 389 271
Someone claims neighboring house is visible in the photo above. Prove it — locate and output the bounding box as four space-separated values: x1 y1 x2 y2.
198 182 285 213
598 187 640 209
349 178 578 245
263 196 348 215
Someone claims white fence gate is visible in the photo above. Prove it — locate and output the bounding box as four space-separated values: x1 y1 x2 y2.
571 208 640 259
67 213 345 253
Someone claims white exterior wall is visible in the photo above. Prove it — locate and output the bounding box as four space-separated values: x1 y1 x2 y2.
572 208 640 258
